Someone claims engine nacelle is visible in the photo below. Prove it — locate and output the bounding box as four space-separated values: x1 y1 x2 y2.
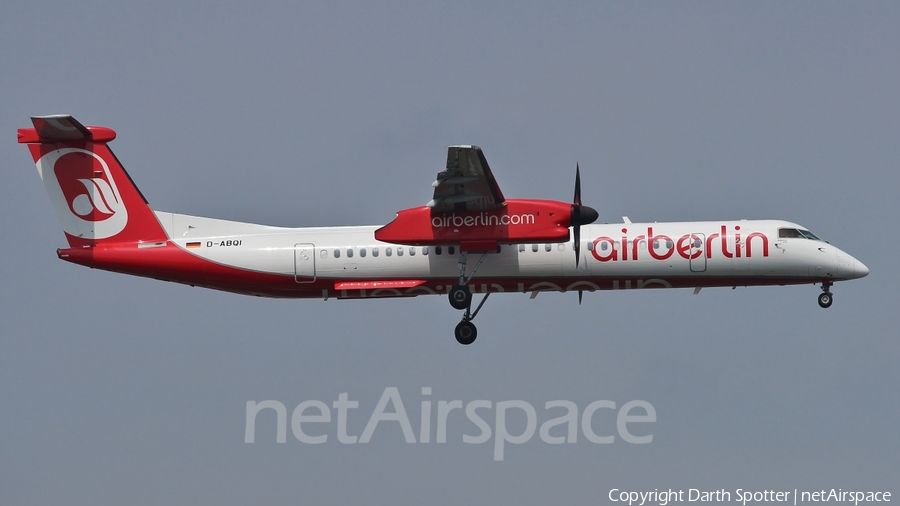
375 199 573 251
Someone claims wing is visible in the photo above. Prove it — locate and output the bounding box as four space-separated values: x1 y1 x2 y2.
427 145 506 212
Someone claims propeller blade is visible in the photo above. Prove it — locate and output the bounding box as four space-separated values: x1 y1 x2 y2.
571 163 597 268
574 224 581 267
578 290 584 305
574 163 582 207
570 163 598 226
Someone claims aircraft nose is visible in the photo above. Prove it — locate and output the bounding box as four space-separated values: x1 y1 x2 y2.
854 259 869 279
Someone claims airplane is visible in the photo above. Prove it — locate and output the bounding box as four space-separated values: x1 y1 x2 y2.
19 115 869 345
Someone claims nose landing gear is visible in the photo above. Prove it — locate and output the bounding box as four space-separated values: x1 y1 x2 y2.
818 280 834 308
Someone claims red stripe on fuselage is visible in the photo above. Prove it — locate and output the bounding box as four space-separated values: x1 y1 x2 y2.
58 242 303 296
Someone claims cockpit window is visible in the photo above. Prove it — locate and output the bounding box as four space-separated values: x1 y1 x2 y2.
778 228 804 239
778 228 822 240
799 230 821 241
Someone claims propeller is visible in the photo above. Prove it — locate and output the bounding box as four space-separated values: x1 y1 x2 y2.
571 163 599 269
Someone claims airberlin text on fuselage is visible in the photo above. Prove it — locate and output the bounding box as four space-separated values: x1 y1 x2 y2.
591 225 770 262
431 212 536 228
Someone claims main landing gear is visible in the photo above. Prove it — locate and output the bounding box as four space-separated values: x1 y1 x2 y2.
453 293 491 345
450 251 490 345
449 285 471 310
818 280 834 309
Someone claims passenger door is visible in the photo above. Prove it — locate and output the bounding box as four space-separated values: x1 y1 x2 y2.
294 243 316 283
689 233 706 272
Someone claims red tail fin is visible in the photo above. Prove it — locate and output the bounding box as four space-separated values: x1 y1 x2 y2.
19 115 168 248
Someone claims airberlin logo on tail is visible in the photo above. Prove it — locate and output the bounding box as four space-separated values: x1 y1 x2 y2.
36 148 128 239
64 176 117 219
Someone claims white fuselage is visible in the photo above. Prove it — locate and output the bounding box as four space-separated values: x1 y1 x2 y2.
152 211 867 299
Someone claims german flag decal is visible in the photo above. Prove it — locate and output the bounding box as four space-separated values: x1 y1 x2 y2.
186 242 202 249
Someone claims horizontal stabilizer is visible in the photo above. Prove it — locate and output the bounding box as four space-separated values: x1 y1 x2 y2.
18 115 116 143
33 115 90 140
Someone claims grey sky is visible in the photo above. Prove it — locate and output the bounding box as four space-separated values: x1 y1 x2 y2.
1 2 897 504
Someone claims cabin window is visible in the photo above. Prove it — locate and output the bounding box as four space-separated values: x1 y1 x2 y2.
558 244 565 252
435 246 442 255
600 242 608 251
694 239 702 248
423 246 429 255
518 244 525 252
652 240 673 248
545 244 552 252
372 247 379 257
360 248 366 258
397 247 403 257
532 244 538 252
587 242 594 251
320 249 327 259
409 247 416 256
334 249 340 258
386 247 392 257
448 246 455 255
346 248 353 258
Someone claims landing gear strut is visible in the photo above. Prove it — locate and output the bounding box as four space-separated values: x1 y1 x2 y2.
818 280 834 309
454 292 491 345
448 252 488 311
450 251 491 344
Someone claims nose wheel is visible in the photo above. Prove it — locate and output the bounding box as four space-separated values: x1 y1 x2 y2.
818 281 834 308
